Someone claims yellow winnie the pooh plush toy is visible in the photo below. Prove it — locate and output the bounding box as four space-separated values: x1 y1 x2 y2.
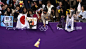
19 1 23 7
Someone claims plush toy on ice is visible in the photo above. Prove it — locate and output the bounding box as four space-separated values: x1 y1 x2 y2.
34 38 41 48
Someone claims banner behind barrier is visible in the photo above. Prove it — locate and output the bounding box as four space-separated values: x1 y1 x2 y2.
1 15 13 27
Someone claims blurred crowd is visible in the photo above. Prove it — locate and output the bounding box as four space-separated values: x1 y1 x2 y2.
0 0 86 23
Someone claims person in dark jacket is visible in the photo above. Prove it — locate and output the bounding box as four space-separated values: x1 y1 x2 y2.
59 7 66 20
38 1 42 8
31 2 38 11
27 0 31 9
63 0 70 10
51 7 56 22
9 0 15 9
50 0 56 7
23 0 32 9
1 0 6 4
1 5 5 15
42 0 47 5
14 5 22 21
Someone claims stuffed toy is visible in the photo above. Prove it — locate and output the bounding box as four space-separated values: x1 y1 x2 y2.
19 1 23 7
58 9 70 16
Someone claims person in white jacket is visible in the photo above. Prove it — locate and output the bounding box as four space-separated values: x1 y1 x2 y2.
47 1 54 16
41 7 50 27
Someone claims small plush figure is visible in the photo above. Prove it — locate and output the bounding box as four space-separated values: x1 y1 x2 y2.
34 38 41 48
66 9 70 16
19 1 23 7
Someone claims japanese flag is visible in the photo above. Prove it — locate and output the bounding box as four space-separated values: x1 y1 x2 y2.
16 14 29 29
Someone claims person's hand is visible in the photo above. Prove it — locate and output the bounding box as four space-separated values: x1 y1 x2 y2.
27 12 28 14
31 4 34 7
17 11 19 13
78 16 81 17
46 17 48 19
30 23 32 25
39 17 41 20
61 16 63 18
61 9 63 12
41 9 43 11
78 15 82 19
35 5 38 8
61 16 65 18
73 14 76 17
44 24 45 27
13 10 16 12
26 17 28 20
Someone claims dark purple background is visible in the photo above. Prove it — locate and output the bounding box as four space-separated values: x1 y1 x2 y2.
0 22 86 49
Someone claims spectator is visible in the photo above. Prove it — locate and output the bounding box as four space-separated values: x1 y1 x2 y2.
9 0 15 9
27 0 31 9
28 9 38 18
50 7 56 22
0 4 2 10
82 0 86 4
4 7 12 16
1 5 5 15
70 5 76 16
1 0 6 4
31 2 38 11
22 7 28 14
41 7 50 27
42 0 47 5
0 0 85 23
38 1 42 8
59 7 66 20
56 2 63 10
14 5 22 21
23 0 31 9
4 4 8 11
78 5 86 19
47 1 54 16
9 0 19 9
63 0 70 10
36 8 43 22
50 0 56 7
